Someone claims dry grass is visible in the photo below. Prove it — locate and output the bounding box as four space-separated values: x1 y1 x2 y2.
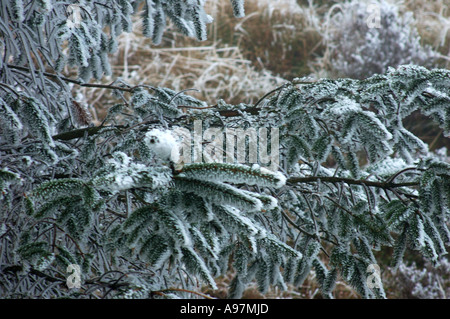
202 269 361 299
112 24 287 105
403 0 450 67
205 0 326 80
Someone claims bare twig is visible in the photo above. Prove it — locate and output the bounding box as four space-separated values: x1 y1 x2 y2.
6 64 134 92
287 175 418 189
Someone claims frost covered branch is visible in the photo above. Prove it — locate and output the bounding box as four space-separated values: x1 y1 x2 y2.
287 176 419 189
1 0 449 300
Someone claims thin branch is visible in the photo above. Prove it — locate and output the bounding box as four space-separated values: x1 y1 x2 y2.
287 175 418 189
217 107 261 117
6 64 133 92
180 104 262 117
154 288 215 299
52 125 125 141
253 83 288 108
301 192 321 241
385 167 422 184
168 88 200 105
0 82 20 97
253 80 316 108
280 209 315 238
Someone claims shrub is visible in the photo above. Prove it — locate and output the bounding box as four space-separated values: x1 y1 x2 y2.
319 0 439 79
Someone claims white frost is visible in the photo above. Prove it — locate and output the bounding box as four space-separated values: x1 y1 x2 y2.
145 128 180 163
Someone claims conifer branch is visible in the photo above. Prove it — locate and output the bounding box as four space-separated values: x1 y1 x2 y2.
7 64 134 92
52 125 123 140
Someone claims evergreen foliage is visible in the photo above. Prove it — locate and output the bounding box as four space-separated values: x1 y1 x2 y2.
0 0 449 299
